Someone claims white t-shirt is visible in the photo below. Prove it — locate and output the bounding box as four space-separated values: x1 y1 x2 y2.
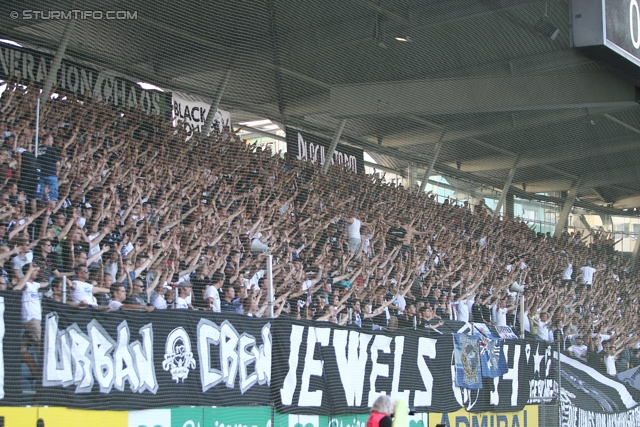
104 261 118 284
108 300 123 311
22 281 41 322
523 311 531 332
347 218 361 239
605 355 617 375
204 285 221 312
248 269 264 291
393 294 406 315
457 298 474 323
301 279 313 291
568 344 588 358
12 252 33 278
562 263 573 281
151 291 167 310
538 321 551 342
362 233 373 254
88 232 101 259
72 280 95 305
175 296 189 309
495 307 508 327
580 266 597 284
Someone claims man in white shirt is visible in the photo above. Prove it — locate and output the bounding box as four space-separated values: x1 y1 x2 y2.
536 312 553 343
493 298 516 327
176 282 192 309
109 283 153 312
151 283 172 310
69 265 110 306
203 271 224 312
14 263 49 351
11 238 33 282
579 259 597 290
602 341 617 376
561 256 573 286
567 336 588 362
456 289 475 323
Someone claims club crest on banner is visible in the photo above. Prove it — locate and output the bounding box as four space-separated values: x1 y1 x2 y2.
163 327 196 383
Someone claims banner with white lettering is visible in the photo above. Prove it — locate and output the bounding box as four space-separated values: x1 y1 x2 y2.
560 400 640 427
0 44 170 116
285 128 364 174
272 320 551 415
558 353 638 415
0 291 26 406
38 300 271 410
172 92 231 141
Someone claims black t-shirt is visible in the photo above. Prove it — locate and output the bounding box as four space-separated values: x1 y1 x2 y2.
19 151 39 189
397 314 417 329
37 145 61 177
387 226 407 248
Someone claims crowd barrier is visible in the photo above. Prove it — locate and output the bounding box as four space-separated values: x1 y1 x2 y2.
0 291 636 426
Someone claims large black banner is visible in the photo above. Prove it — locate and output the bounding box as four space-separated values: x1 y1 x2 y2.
285 127 365 174
39 300 271 410
20 301 640 417
0 44 170 116
0 291 27 406
272 320 557 415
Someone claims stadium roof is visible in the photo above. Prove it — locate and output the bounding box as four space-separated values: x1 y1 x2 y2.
4 0 640 214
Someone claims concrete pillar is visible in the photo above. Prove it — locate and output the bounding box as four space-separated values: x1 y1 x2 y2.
40 17 77 106
419 139 443 193
322 119 347 173
199 70 232 141
493 164 517 219
553 182 580 238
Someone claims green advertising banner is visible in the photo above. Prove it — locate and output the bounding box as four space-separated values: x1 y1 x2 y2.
273 413 429 427
172 407 272 427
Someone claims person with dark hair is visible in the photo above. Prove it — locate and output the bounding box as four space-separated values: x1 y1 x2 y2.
175 282 193 309
220 284 241 313
68 265 110 306
35 134 61 205
109 282 153 312
204 271 224 312
14 263 49 352
126 278 148 306
15 145 39 213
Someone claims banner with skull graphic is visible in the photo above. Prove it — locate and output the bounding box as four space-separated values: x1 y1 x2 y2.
38 299 272 410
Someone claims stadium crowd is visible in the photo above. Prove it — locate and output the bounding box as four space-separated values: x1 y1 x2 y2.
1 80 639 378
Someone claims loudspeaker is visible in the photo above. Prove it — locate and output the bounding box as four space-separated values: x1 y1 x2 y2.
510 282 524 293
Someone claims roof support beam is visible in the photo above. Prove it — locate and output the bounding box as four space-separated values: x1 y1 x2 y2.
419 138 443 193
322 119 347 173
494 162 518 219
39 17 77 106
330 70 637 118
200 70 231 141
554 180 581 238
